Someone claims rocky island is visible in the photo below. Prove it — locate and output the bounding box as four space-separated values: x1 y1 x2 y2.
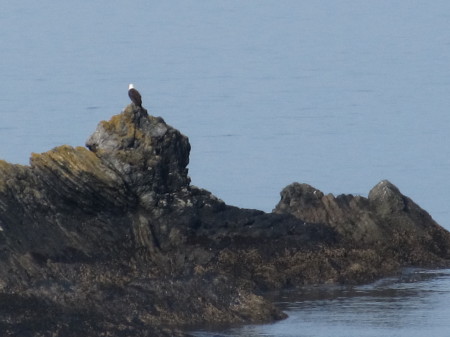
1 105 449 336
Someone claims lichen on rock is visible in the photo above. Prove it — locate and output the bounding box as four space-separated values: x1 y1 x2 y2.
86 105 191 209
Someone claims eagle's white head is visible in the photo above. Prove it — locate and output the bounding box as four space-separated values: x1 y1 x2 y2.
128 83 135 90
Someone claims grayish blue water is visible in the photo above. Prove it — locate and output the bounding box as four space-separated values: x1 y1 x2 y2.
193 269 450 337
2 1 450 336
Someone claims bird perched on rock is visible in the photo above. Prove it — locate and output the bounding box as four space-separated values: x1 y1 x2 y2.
128 83 142 108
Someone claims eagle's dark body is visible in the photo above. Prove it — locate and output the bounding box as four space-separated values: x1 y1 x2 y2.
128 84 142 108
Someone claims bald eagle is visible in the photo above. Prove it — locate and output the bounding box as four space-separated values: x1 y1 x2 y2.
128 83 142 108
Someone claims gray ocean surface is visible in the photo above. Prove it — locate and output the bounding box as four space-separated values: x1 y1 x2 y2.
1 1 450 336
193 268 450 337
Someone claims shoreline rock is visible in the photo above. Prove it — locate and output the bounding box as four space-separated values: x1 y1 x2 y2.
1 105 449 336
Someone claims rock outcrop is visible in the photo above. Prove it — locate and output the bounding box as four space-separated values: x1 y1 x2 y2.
1 105 449 336
274 181 450 282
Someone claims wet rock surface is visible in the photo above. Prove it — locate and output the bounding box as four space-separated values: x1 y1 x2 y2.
1 105 450 336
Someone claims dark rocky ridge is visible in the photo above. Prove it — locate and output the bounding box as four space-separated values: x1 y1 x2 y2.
1 105 449 336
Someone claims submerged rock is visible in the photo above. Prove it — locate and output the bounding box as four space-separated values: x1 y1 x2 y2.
0 104 449 336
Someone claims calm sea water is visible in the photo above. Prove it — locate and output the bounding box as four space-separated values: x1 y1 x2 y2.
2 1 450 336
193 268 450 337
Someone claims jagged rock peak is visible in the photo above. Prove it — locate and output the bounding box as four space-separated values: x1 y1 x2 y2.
86 104 191 208
367 179 406 213
275 180 405 217
273 180 447 248
274 182 325 210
